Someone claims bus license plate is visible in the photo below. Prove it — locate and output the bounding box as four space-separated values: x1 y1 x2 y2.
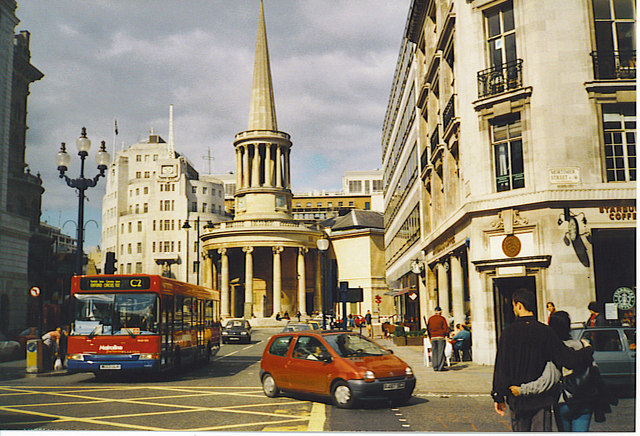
383 382 405 391
100 364 121 370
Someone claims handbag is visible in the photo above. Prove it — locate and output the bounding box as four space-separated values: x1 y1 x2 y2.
561 362 600 402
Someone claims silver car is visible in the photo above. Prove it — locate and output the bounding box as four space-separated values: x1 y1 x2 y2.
571 326 636 387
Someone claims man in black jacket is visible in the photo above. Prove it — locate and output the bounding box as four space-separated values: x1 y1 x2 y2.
492 288 593 431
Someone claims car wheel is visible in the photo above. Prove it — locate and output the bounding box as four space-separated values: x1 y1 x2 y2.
262 373 280 398
331 380 355 408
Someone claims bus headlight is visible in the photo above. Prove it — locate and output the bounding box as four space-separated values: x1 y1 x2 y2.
222 331 229 335
67 354 83 361
364 370 375 382
139 354 158 360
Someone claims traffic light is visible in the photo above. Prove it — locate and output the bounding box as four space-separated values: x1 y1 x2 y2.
105 251 117 274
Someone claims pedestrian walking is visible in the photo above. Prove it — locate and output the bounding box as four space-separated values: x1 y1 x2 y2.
491 288 594 432
364 310 372 337
427 307 449 371
546 301 556 324
296 311 301 322
509 310 616 431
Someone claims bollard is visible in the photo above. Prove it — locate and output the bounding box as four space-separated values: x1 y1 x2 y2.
26 339 43 373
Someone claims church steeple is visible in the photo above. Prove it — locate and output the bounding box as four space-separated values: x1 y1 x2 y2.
248 0 278 131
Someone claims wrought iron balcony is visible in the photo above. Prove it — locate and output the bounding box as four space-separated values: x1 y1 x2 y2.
591 51 636 80
477 59 523 99
430 125 440 156
443 94 455 133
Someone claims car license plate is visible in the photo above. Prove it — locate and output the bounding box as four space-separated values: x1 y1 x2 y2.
383 382 405 391
100 364 121 370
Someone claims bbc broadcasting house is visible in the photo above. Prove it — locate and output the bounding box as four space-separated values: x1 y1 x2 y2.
382 0 635 364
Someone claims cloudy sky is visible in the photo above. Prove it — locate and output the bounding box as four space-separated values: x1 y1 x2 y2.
15 0 410 246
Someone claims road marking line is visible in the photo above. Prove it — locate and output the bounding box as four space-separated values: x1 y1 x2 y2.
306 401 325 431
191 417 309 431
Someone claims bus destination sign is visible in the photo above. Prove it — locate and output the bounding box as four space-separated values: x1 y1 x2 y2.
79 276 151 291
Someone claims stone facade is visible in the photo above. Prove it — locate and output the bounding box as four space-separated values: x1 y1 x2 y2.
384 0 636 364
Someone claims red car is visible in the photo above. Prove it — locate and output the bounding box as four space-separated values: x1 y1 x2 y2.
260 331 415 408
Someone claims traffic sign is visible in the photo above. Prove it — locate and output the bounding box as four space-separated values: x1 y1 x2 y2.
29 286 40 297
375 295 382 304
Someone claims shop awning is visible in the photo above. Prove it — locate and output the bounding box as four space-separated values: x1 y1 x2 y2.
384 287 415 297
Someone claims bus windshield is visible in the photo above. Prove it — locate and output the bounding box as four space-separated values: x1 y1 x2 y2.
72 293 158 336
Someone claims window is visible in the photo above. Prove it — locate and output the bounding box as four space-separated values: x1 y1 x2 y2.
153 220 156 231
592 0 636 79
338 201 343 207
136 155 141 162
349 180 363 193
603 103 636 181
292 336 329 360
144 171 150 178
203 187 207 194
191 202 197 212
126 263 132 274
486 1 516 68
137 221 142 231
192 186 197 194
144 155 149 161
127 243 132 254
135 262 142 273
128 222 132 233
153 154 158 161
152 241 156 252
136 171 141 179
364 180 370 194
202 203 207 213
144 203 148 213
269 336 293 356
306 202 311 207
348 201 354 207
317 202 322 207
373 179 384 192
137 242 142 253
492 114 524 192
121 223 124 234
135 188 139 195
144 187 149 194
582 330 622 351
365 202 371 210
328 202 333 207
135 204 139 214
296 202 301 207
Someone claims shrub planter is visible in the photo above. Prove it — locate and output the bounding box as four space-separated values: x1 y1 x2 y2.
393 336 408 346
405 336 424 346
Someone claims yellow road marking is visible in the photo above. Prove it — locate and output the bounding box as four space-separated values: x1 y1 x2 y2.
192 417 309 431
307 401 325 431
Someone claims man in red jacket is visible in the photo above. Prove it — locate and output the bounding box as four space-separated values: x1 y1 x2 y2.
427 307 449 371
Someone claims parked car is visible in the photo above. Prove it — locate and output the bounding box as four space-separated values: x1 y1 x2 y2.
281 322 311 333
14 327 40 350
222 319 252 344
260 331 415 408
571 326 636 387
307 320 321 330
0 333 21 361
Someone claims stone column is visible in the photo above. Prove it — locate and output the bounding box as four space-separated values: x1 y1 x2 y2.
275 145 282 188
242 145 249 188
243 246 254 317
219 248 229 317
451 252 465 326
285 148 291 189
235 147 242 189
265 144 273 187
314 251 322 313
251 145 260 187
203 251 212 289
272 246 283 317
297 247 308 316
437 261 450 318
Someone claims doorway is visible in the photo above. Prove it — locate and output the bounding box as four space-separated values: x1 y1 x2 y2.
493 276 537 339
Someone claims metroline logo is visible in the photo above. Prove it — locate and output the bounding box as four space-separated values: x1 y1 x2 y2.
99 345 124 351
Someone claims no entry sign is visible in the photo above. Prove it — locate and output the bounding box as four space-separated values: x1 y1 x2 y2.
29 286 40 297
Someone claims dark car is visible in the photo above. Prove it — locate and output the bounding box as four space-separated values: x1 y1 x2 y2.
14 327 40 351
222 319 252 344
571 326 636 387
260 331 415 408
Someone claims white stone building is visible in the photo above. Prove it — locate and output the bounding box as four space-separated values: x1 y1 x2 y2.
101 113 228 284
384 0 636 364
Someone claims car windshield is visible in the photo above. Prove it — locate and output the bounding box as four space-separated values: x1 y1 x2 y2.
226 320 246 328
324 333 389 357
72 293 158 336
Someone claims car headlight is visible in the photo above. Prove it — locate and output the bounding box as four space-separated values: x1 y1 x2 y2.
405 366 413 377
139 354 158 360
364 370 375 382
222 331 228 335
241 331 247 335
67 354 83 361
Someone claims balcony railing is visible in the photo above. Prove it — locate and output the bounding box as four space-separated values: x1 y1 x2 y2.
477 59 523 99
430 126 440 156
443 94 455 132
591 51 636 80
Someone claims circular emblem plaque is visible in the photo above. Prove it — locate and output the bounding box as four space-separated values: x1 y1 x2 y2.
502 235 522 258
613 287 635 310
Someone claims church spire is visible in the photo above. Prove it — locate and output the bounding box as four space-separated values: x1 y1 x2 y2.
248 0 277 131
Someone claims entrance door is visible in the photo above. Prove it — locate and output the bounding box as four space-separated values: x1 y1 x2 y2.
493 276 536 339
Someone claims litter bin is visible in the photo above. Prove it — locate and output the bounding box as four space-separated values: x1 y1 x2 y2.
26 339 44 373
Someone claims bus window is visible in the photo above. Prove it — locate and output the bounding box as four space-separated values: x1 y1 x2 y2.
205 300 214 326
175 296 183 331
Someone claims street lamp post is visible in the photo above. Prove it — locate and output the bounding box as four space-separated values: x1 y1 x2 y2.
316 237 330 330
182 216 204 285
56 127 110 277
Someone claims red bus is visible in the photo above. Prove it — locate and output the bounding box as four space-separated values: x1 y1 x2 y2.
66 274 221 375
